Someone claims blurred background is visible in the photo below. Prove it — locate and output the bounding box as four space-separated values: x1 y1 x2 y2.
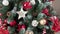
53 0 60 16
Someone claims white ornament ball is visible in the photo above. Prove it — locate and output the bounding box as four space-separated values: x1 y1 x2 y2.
25 30 34 34
40 19 46 25
32 20 38 27
29 31 34 34
2 0 9 6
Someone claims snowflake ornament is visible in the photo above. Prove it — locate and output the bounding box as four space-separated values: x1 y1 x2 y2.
16 7 28 19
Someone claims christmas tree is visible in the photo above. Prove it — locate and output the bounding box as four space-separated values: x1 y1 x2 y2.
0 0 60 34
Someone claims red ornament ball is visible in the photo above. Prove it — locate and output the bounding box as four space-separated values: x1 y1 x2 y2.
10 20 16 26
21 24 26 29
4 30 9 34
0 29 4 34
17 24 21 31
0 29 9 34
4 19 7 24
23 2 32 10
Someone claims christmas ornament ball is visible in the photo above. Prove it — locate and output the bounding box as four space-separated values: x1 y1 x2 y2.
0 30 3 34
25 30 34 34
21 25 26 29
32 20 38 27
2 0 9 6
29 31 34 34
23 2 32 10
9 20 16 26
39 19 46 25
